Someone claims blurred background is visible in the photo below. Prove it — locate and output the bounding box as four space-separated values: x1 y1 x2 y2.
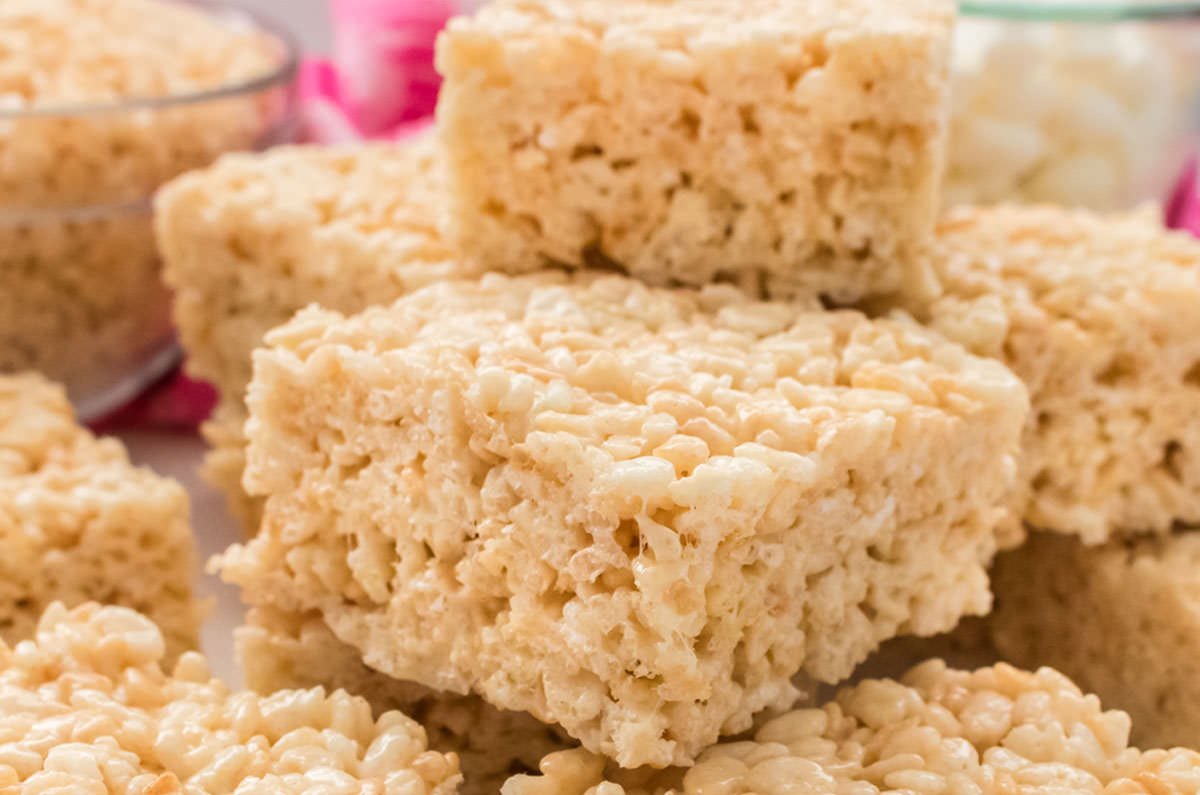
241 0 331 51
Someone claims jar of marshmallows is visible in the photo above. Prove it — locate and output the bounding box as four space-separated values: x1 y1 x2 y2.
945 1 1200 211
0 0 298 420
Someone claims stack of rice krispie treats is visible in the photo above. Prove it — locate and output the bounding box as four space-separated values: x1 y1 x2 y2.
39 0 1195 792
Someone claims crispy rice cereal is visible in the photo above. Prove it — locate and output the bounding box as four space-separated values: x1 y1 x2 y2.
0 0 281 207
156 135 466 529
1 0 287 402
0 602 462 794
0 373 201 660
437 0 955 302
0 206 176 413
505 661 1200 795
218 272 1027 768
988 530 1200 751
239 605 574 795
879 204 1200 542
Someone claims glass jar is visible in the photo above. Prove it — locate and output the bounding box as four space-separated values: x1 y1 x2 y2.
0 1 299 420
945 2 1200 211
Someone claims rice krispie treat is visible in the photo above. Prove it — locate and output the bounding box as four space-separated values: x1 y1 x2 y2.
239 605 574 795
156 134 467 528
1 0 288 405
986 530 1200 750
0 601 461 793
506 660 1200 795
883 204 1200 542
436 0 956 302
218 272 1027 768
0 373 202 659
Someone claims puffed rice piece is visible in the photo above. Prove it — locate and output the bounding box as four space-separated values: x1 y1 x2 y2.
0 373 202 661
505 660 1200 795
986 530 1200 751
238 605 574 795
218 272 1027 768
436 0 955 302
880 204 1200 542
155 133 469 529
0 602 462 794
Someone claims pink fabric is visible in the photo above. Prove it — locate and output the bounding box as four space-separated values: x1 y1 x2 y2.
90 0 458 432
1166 157 1200 233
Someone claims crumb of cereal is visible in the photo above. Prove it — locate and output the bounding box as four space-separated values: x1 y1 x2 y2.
504 660 1200 794
436 0 956 302
217 272 1027 768
988 530 1200 751
155 134 468 530
239 605 575 795
0 601 462 793
0 373 202 661
879 204 1200 542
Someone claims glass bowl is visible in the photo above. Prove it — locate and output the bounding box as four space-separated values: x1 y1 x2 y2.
945 1 1200 211
0 0 299 421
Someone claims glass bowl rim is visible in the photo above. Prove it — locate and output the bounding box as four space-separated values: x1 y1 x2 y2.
960 0 1200 20
962 1 1200 21
0 0 300 120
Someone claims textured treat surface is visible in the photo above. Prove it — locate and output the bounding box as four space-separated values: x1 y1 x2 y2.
437 0 955 301
506 661 1200 795
220 273 1026 767
0 373 201 659
0 602 461 793
157 134 466 529
990 530 1200 751
887 204 1200 542
239 605 574 795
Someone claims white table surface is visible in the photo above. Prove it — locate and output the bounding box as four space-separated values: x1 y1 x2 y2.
118 430 247 688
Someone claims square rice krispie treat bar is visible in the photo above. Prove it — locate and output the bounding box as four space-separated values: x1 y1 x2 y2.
436 0 956 302
0 373 202 660
882 204 1200 542
155 132 469 528
1 0 282 402
218 272 1027 768
0 602 460 793
506 661 1200 794
239 605 574 795
987 530 1200 751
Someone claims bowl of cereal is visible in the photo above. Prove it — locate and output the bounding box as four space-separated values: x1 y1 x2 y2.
0 0 299 420
945 1 1200 211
